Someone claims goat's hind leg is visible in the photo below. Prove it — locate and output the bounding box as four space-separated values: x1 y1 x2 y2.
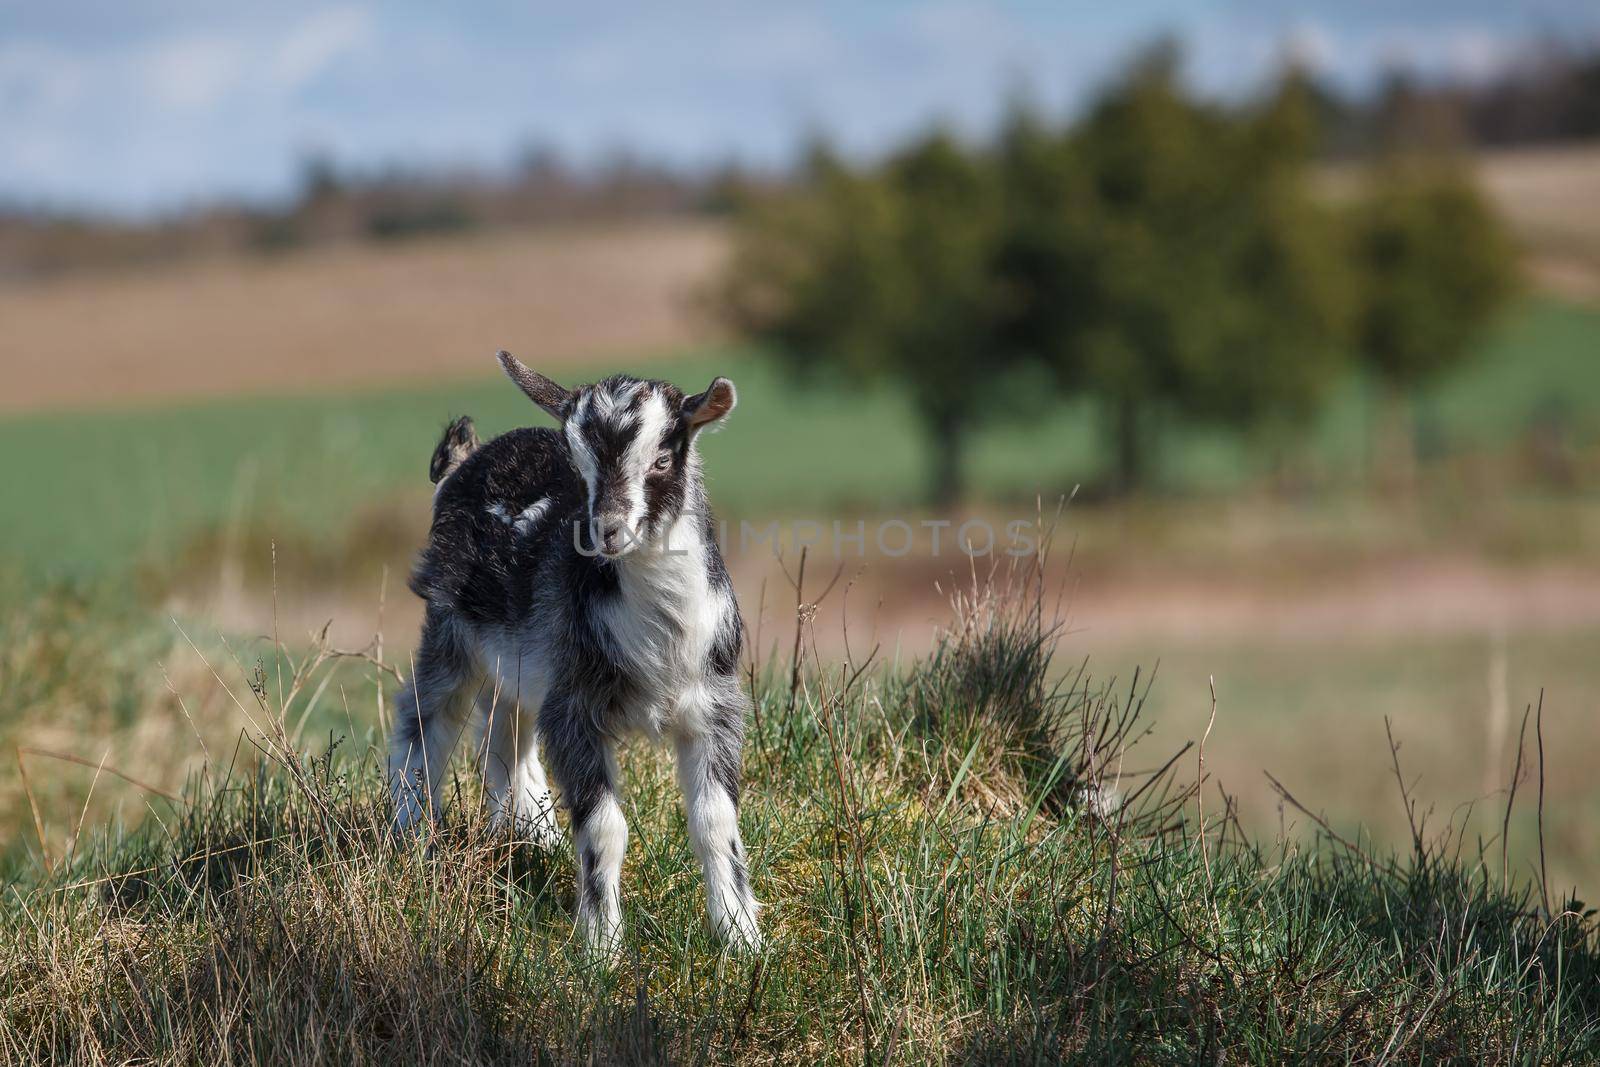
479 692 563 848
388 605 481 836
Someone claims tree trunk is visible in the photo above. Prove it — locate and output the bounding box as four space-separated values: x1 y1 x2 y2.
928 409 965 508
1375 380 1416 495
1112 393 1144 495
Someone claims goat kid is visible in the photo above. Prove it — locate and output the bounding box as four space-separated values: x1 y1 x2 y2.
390 351 759 954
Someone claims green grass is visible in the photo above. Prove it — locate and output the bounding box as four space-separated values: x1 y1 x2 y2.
2 573 1596 1063
2 296 1596 579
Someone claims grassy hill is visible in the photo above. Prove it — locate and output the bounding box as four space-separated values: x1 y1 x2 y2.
2 573 1596 1064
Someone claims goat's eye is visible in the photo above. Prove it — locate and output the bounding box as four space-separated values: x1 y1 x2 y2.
652 451 672 471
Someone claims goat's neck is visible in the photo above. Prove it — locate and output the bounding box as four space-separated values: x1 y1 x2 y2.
609 505 721 673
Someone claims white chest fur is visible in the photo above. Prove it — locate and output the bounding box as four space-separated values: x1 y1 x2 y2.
599 516 729 733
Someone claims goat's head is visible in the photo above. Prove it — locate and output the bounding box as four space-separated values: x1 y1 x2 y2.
496 351 735 556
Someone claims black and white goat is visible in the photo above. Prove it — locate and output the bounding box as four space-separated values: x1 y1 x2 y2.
390 351 759 954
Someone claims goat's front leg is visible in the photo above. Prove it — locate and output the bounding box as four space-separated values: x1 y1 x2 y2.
676 712 761 951
542 695 627 957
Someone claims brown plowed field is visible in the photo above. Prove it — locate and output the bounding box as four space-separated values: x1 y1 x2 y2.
0 220 727 413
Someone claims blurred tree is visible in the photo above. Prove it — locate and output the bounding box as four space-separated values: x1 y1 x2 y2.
991 99 1094 395
1000 50 1352 490
297 152 344 204
723 133 1016 504
1351 155 1517 486
725 53 1354 499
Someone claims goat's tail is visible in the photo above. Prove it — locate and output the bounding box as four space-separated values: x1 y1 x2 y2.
429 415 480 485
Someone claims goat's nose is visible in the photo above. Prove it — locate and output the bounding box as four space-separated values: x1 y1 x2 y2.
598 518 627 552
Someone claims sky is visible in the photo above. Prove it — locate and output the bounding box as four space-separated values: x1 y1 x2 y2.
3 1 1598 217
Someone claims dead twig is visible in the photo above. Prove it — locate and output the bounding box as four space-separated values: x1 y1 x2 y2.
1535 689 1549 917
15 749 52 874
18 746 180 803
1198 676 1222 943
1499 702 1532 890
1264 769 1383 873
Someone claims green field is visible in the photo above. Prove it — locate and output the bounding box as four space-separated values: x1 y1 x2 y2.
2 296 1595 579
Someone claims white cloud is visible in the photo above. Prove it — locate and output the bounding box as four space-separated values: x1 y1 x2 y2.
1444 27 1516 83
906 1 1029 56
0 129 70 181
1361 22 1524 84
0 41 89 115
270 6 375 93
142 33 246 112
1285 22 1336 73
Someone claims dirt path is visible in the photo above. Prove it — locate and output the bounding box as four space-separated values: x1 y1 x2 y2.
184 544 1600 667
0 220 727 414
746 553 1600 666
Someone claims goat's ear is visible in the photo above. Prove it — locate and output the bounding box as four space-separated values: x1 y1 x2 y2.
496 350 570 421
683 377 736 431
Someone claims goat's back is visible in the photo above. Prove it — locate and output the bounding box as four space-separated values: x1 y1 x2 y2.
410 426 582 625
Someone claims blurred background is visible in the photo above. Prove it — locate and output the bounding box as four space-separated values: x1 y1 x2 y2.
3 2 1599 892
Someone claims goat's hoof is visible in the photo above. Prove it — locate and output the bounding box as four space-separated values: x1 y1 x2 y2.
723 930 762 956
388 811 430 847
715 912 763 955
576 919 624 965
520 813 565 851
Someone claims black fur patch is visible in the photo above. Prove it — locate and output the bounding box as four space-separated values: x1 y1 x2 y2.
540 690 620 824
580 846 603 913
409 427 583 626
704 725 744 809
729 838 749 898
642 419 692 535
707 618 741 677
